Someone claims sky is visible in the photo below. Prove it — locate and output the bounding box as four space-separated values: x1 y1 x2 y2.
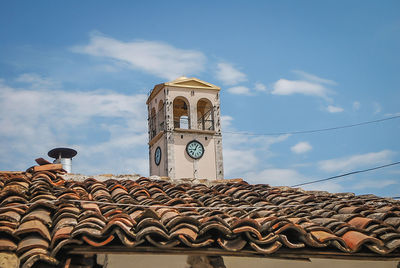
0 1 399 197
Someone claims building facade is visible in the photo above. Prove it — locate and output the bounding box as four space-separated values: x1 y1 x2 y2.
147 76 224 180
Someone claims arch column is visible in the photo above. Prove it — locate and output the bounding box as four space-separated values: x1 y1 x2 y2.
190 101 197 130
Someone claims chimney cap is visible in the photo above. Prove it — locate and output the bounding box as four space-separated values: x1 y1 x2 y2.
48 148 77 159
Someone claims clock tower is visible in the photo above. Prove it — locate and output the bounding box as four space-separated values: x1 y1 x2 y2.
147 76 224 180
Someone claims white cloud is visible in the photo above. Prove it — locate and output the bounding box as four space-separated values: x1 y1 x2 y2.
318 150 395 173
221 115 290 177
245 168 305 186
353 101 361 110
351 179 398 190
223 148 259 177
94 64 120 73
326 105 344 113
309 181 343 193
245 168 343 192
220 115 234 129
215 62 247 85
292 70 336 85
271 79 331 99
291 162 313 168
0 76 148 175
254 82 267 91
15 73 60 90
227 86 251 95
384 112 400 117
271 71 336 100
73 33 206 80
291 142 312 154
373 102 382 114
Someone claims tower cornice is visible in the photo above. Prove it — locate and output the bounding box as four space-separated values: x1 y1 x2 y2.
147 77 220 104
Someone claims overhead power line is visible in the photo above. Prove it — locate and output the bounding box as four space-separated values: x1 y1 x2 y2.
223 115 400 136
291 161 400 187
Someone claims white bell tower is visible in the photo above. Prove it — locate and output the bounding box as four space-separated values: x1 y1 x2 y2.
147 77 224 180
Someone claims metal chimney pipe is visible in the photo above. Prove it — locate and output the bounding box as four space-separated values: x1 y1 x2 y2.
48 148 77 173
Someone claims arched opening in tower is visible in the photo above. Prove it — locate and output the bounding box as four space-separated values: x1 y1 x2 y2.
157 100 165 132
150 107 156 139
197 98 214 131
173 97 190 129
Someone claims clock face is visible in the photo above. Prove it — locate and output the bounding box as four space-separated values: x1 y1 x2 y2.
186 140 204 159
154 146 161 166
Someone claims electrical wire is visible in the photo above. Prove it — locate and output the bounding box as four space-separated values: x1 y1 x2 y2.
291 161 400 187
223 115 400 136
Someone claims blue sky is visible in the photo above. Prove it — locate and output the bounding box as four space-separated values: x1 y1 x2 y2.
0 1 399 197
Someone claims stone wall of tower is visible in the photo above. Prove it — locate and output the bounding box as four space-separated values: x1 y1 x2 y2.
214 135 224 180
172 132 217 180
164 89 175 179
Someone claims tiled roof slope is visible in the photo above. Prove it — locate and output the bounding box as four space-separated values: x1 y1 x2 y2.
1 165 400 267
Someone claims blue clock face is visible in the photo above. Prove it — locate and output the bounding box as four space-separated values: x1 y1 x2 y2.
155 146 161 165
186 140 204 159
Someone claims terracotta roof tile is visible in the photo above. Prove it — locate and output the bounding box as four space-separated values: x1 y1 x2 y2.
0 238 17 251
16 236 49 255
1 166 400 267
14 220 51 241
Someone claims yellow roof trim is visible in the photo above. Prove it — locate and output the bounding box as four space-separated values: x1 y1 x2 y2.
147 77 220 104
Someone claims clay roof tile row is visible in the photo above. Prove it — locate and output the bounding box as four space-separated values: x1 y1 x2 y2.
0 165 400 267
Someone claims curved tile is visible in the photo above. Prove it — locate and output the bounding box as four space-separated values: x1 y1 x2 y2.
170 227 197 241
245 232 279 245
19 248 48 264
71 227 102 238
111 228 143 247
217 237 247 251
145 235 180 249
14 220 51 241
199 222 232 237
21 208 51 226
17 236 49 255
0 238 17 251
50 226 74 249
136 218 166 233
50 238 83 258
102 219 134 238
82 235 115 247
232 225 262 241
22 254 58 268
180 235 214 247
0 211 21 223
311 230 343 244
342 230 384 251
136 225 170 242
279 234 305 248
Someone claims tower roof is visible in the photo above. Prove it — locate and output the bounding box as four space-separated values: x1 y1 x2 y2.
147 77 220 104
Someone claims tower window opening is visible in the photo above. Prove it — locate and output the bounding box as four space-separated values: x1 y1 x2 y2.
150 107 156 139
173 97 190 129
197 99 214 131
157 100 165 133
